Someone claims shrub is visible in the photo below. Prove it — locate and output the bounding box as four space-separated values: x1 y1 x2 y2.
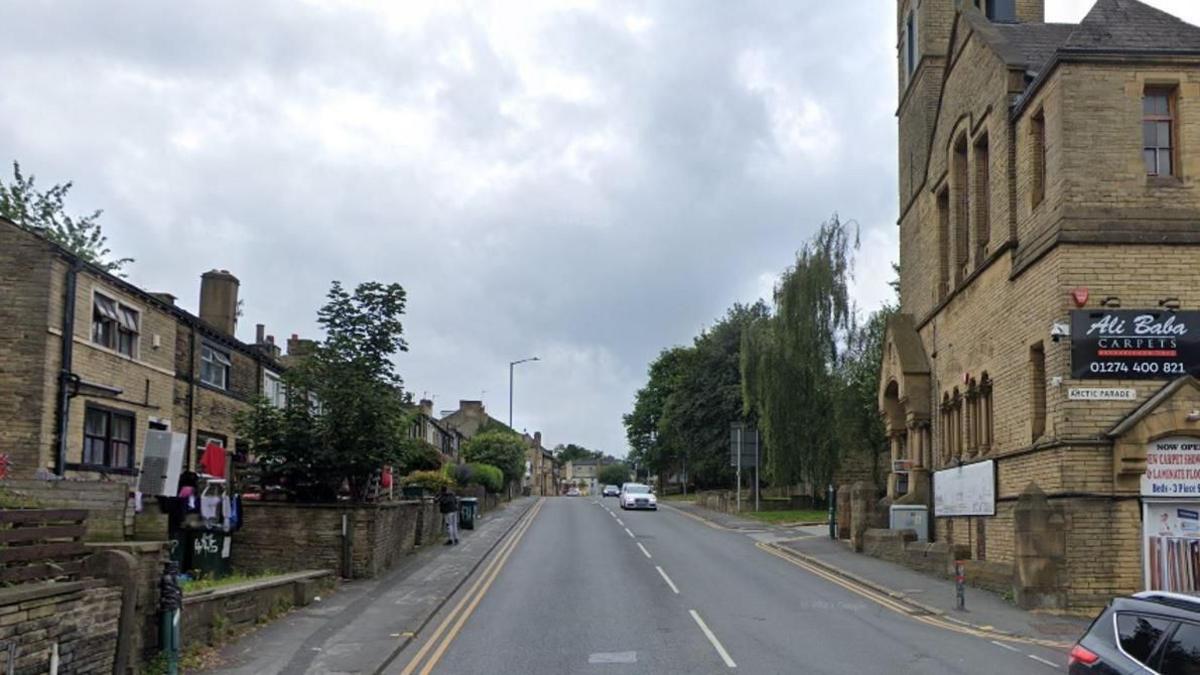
447 463 473 486
469 463 504 494
461 430 526 484
402 470 456 491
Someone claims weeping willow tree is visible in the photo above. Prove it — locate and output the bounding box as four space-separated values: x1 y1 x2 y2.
742 215 857 489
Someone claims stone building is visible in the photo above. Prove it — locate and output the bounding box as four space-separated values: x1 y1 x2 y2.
879 0 1200 608
0 217 286 500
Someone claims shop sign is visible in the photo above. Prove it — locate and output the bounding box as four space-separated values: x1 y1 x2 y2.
1067 387 1137 401
1141 437 1200 497
1071 310 1200 379
1143 501 1200 593
933 460 995 517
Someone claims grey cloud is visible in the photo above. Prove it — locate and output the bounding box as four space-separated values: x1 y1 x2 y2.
0 0 899 454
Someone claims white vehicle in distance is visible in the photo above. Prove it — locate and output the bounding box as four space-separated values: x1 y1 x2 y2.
619 483 657 511
602 484 620 497
566 487 581 497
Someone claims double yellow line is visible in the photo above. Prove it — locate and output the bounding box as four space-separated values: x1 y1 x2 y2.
398 498 545 675
755 541 1070 650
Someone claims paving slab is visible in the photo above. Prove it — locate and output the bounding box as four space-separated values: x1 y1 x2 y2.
203 497 536 675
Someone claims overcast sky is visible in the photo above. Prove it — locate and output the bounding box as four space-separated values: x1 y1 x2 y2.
2 1 1197 457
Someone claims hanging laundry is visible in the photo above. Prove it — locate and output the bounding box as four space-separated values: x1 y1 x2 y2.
199 441 227 478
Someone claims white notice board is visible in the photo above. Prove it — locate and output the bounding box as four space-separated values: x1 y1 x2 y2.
933 460 995 517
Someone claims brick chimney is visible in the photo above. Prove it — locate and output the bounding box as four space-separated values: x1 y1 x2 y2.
419 399 434 417
199 269 239 336
534 431 542 448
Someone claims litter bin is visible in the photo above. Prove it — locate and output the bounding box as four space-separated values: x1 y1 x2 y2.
185 528 231 578
459 497 479 530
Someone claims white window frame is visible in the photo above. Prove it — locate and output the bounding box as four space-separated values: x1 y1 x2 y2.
263 370 286 408
200 343 231 390
91 290 141 359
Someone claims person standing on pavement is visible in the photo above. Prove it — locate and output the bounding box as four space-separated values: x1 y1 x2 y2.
438 485 460 545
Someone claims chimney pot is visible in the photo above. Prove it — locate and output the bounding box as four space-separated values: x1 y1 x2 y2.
256 323 265 344
199 270 240 336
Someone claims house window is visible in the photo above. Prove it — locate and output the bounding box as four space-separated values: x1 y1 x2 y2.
1144 88 1176 177
1031 109 1046 207
953 135 970 284
82 405 134 469
1030 342 1046 442
985 0 1015 21
92 293 140 357
263 371 286 408
979 373 993 452
973 133 990 263
905 11 917 80
200 343 231 389
937 188 950 300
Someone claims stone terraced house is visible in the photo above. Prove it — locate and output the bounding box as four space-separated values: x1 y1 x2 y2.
879 0 1200 609
0 217 289 536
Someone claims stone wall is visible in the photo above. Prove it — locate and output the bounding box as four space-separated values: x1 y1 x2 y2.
0 220 54 480
182 571 331 647
862 528 1014 595
87 541 168 662
1 478 130 541
232 500 441 579
0 581 122 675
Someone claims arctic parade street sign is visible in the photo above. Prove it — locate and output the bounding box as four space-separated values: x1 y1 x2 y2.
1071 310 1200 380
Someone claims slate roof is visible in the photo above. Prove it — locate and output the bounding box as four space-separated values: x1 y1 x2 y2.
1063 0 1200 53
969 0 1200 77
991 23 1076 70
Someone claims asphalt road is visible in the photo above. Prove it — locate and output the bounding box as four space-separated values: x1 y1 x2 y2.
389 497 1070 674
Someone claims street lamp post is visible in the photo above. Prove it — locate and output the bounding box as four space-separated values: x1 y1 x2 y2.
508 356 540 429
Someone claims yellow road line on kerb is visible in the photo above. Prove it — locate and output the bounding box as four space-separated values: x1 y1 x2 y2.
399 499 544 675
754 542 1070 650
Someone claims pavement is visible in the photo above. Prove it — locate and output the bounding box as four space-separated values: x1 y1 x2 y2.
389 496 1079 674
666 502 1090 645
203 496 536 675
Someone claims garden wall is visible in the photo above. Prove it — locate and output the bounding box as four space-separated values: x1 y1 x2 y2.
182 571 332 646
1 478 129 541
861 528 1014 595
232 500 441 579
0 581 122 675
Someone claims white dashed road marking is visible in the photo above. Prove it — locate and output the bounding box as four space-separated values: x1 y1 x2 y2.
656 566 680 594
690 609 736 668
1028 654 1060 669
989 641 1019 652
637 543 652 559
589 652 637 664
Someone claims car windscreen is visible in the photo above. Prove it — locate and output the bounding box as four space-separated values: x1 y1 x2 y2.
625 485 650 494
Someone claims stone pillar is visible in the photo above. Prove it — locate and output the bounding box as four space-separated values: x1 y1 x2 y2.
1013 483 1066 610
836 484 852 539
850 481 871 552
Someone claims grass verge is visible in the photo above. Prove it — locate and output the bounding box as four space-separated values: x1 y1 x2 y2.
742 509 828 525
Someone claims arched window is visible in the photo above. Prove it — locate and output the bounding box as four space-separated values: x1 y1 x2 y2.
940 392 953 467
979 373 994 452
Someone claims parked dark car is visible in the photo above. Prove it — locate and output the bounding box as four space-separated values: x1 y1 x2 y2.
603 485 620 497
1068 591 1200 674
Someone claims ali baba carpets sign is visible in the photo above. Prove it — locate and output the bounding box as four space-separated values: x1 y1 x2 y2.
1071 310 1200 379
1142 437 1200 497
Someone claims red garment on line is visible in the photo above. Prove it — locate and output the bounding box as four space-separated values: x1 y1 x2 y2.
199 441 227 478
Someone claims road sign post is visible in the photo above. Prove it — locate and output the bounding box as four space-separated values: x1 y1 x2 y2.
736 426 742 513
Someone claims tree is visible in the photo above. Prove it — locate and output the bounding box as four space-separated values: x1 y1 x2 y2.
0 161 132 275
461 430 527 485
556 443 601 464
597 463 631 486
236 280 412 501
741 215 858 489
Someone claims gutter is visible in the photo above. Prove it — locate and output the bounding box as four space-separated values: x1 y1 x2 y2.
55 260 81 475
186 325 197 469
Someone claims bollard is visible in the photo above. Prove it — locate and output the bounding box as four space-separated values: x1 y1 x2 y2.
159 561 183 675
827 484 836 540
954 560 966 611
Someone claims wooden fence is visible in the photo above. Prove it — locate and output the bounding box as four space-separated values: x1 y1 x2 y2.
0 508 89 584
